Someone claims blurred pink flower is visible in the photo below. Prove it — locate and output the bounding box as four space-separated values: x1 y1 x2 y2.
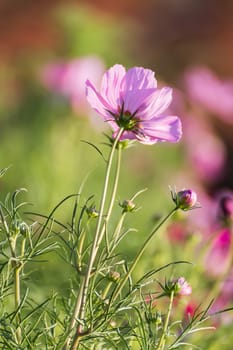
209 268 233 325
204 228 232 277
86 64 182 144
209 294 233 326
40 55 105 113
184 301 197 318
183 115 226 183
183 301 198 325
166 222 188 244
184 66 233 123
221 269 233 299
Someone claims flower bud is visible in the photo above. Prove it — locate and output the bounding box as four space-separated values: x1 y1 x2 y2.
172 189 198 211
108 271 120 283
86 206 99 218
146 310 162 324
119 199 136 213
19 222 30 237
162 277 192 297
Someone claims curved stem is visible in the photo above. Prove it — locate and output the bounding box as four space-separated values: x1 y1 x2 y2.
157 290 174 350
67 128 124 350
111 207 177 302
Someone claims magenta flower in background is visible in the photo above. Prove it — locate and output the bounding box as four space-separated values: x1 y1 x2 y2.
183 301 198 324
184 66 233 123
86 64 182 144
40 55 105 113
204 228 232 277
183 115 226 183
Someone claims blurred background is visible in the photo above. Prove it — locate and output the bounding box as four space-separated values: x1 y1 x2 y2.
1 1 233 347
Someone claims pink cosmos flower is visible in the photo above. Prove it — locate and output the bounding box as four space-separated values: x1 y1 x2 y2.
184 66 233 123
204 228 232 277
40 55 105 113
86 64 182 144
176 277 192 296
164 277 192 297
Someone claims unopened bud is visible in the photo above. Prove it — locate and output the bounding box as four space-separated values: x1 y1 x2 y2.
172 189 198 211
86 206 99 218
146 311 161 324
108 271 120 283
120 199 136 213
19 222 29 237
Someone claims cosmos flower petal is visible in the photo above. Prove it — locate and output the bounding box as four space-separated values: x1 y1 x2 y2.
100 64 126 109
122 67 157 92
140 87 173 119
123 88 157 114
112 130 136 140
140 115 182 143
86 79 114 120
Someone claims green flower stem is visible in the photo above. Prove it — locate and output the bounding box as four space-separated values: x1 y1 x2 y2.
62 279 85 350
0 207 15 258
13 237 26 345
111 213 126 247
77 220 90 272
101 281 113 301
111 208 177 302
96 143 122 248
89 143 123 316
67 128 124 350
14 265 22 344
157 290 174 350
111 188 148 247
0 207 23 345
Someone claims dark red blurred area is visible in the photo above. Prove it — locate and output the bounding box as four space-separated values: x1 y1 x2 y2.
0 0 62 59
1 0 233 77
